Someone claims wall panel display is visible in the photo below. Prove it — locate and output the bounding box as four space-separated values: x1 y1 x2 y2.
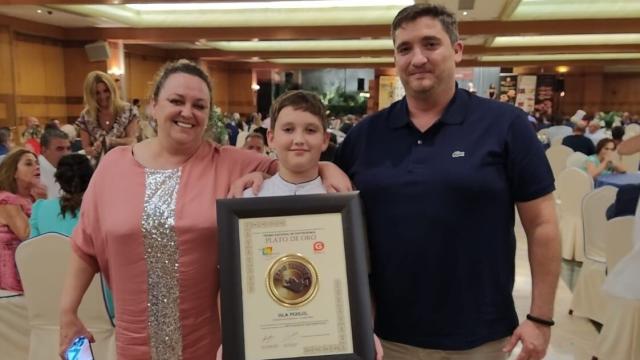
535 74 556 118
499 75 517 104
515 75 537 113
378 76 404 110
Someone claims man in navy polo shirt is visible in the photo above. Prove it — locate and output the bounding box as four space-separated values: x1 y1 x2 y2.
335 4 561 360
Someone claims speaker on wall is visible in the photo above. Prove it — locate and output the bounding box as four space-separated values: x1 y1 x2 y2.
357 78 366 91
84 41 110 62
554 78 565 92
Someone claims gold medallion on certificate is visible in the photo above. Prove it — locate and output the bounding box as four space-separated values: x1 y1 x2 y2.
266 254 319 307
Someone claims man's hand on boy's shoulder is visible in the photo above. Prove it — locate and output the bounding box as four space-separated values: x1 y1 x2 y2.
318 161 353 193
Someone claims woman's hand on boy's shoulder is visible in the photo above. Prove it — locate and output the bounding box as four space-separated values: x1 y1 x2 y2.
227 172 269 198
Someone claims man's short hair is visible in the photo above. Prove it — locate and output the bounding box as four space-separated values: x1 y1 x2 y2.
391 3 459 44
40 129 69 149
574 122 587 134
269 90 327 130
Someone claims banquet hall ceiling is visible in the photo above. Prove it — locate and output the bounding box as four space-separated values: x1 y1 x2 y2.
0 0 638 69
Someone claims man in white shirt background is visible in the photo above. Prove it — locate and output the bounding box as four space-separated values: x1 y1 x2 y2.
585 119 606 146
39 129 71 198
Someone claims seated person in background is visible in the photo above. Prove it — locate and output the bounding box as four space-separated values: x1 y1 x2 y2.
585 138 626 178
607 133 640 220
0 127 12 157
545 115 573 143
0 149 47 292
562 121 595 155
611 125 625 147
22 116 42 155
60 124 84 153
44 119 61 131
244 90 329 197
39 129 71 199
585 119 606 146
30 154 94 237
242 132 266 155
606 184 640 220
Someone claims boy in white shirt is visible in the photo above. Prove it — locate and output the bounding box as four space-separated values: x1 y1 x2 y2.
244 90 329 198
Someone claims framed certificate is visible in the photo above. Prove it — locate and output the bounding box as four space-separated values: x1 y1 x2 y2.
217 192 374 360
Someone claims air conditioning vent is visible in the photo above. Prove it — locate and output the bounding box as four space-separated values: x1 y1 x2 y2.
459 0 476 11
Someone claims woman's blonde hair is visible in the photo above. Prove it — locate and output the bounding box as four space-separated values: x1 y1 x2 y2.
0 149 35 194
81 71 127 121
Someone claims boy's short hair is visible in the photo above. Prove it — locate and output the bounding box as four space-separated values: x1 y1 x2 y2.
269 90 327 130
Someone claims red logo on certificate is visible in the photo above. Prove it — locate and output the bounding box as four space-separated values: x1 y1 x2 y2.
313 241 325 252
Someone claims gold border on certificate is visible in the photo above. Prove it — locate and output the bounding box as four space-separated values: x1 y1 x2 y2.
238 213 354 359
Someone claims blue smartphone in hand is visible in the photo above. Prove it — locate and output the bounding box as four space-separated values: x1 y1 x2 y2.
66 336 94 360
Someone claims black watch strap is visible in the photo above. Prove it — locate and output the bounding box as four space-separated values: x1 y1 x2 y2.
526 314 555 327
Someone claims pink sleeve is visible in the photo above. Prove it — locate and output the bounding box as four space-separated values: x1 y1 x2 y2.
69 161 102 273
0 191 19 206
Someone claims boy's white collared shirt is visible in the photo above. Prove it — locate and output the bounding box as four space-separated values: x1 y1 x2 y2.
243 173 325 198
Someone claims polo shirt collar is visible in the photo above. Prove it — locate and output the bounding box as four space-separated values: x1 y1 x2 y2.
389 85 470 129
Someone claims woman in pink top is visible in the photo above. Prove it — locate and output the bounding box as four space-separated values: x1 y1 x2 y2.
0 149 46 292
59 60 349 359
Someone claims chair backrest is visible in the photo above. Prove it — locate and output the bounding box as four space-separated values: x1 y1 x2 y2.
556 167 594 217
551 135 566 146
620 152 640 173
582 186 617 261
15 233 114 359
605 216 635 271
546 144 574 179
625 123 640 137
566 152 588 169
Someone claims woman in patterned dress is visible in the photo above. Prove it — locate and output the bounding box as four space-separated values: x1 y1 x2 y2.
76 71 139 163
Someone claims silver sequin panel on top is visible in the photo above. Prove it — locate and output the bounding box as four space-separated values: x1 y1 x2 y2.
141 168 183 360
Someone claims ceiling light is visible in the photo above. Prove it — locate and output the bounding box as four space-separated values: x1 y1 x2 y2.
209 39 393 51
126 1 413 11
270 57 393 64
462 11 468 16
491 34 640 47
480 53 640 62
108 67 124 76
36 9 43 13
